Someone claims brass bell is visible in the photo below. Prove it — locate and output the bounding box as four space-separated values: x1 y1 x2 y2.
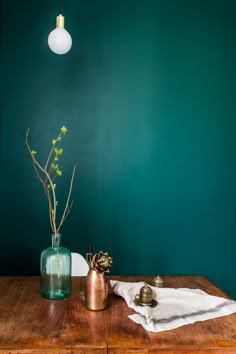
152 275 164 287
135 283 153 305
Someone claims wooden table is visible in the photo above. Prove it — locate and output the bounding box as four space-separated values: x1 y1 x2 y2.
0 276 235 353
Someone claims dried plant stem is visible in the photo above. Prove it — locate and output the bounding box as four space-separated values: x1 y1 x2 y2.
58 165 76 232
32 159 54 231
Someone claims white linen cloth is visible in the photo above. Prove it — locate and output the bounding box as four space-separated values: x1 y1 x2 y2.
110 280 236 332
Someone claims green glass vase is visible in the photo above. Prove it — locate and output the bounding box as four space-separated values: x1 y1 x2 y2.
40 233 71 299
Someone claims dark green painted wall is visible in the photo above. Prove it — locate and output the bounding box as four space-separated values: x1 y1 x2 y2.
1 0 236 297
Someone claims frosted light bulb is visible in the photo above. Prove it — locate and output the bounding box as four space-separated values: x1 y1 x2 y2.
48 14 72 55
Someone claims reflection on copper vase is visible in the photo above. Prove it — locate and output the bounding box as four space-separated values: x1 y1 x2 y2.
85 269 108 310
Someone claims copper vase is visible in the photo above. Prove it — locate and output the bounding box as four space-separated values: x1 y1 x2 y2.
85 269 108 310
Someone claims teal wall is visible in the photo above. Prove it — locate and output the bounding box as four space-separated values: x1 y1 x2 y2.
1 0 236 297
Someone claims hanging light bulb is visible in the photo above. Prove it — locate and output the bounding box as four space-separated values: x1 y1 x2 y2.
48 14 72 55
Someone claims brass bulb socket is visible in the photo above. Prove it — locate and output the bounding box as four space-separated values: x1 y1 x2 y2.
56 14 65 28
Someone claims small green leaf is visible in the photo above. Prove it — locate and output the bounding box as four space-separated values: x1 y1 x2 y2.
61 126 68 135
31 150 37 156
52 139 57 145
56 170 62 176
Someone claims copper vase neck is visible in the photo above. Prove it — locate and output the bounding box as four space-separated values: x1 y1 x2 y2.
85 269 108 310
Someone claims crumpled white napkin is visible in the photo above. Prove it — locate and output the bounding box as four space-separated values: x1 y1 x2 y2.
110 280 236 332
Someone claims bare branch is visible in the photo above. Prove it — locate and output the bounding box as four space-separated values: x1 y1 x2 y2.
58 165 76 232
26 129 57 234
32 159 54 231
61 200 74 224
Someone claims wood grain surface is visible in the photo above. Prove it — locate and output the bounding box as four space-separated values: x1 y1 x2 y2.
0 276 235 353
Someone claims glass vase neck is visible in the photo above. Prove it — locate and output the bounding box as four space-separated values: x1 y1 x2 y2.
51 233 62 248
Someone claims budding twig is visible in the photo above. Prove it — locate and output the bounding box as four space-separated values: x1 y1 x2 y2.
25 126 76 235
